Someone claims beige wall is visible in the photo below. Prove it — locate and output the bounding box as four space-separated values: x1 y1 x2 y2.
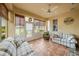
5 4 15 37
59 12 79 38
8 11 15 37
49 10 79 39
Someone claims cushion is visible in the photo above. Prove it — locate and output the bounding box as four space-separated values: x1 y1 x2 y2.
17 42 33 56
14 35 26 47
53 34 60 38
0 40 16 56
4 37 16 47
0 51 10 56
0 45 7 51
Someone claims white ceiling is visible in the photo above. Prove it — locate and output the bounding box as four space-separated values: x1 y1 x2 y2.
13 3 79 18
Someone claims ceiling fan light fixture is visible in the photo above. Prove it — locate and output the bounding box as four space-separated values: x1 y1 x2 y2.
48 9 51 13
41 4 58 17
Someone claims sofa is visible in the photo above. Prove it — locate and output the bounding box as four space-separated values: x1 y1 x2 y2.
0 37 38 56
51 32 78 56
51 32 77 49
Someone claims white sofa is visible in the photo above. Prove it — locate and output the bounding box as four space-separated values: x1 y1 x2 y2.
51 32 77 49
51 32 78 56
0 37 38 56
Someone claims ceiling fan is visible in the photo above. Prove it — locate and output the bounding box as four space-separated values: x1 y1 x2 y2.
41 4 58 16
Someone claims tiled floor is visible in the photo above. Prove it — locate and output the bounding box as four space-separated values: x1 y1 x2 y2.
29 38 69 56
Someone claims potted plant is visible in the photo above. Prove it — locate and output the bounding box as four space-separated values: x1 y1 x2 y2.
43 31 50 40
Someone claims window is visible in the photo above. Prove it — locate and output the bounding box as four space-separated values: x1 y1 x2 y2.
0 17 7 40
47 20 50 31
39 21 45 32
0 4 8 41
25 22 33 37
34 19 45 33
15 15 25 36
53 19 58 31
15 15 45 37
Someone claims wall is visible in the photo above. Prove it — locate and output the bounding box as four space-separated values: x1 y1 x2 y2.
58 11 79 38
49 8 79 45
5 4 15 37
8 11 15 37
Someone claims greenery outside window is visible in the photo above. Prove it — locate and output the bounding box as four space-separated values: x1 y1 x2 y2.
0 4 8 41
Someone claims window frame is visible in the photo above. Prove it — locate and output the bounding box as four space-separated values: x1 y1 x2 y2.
15 14 25 36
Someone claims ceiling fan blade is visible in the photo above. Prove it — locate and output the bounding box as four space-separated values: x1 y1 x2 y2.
51 6 58 11
41 6 58 12
41 5 58 16
41 8 48 12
